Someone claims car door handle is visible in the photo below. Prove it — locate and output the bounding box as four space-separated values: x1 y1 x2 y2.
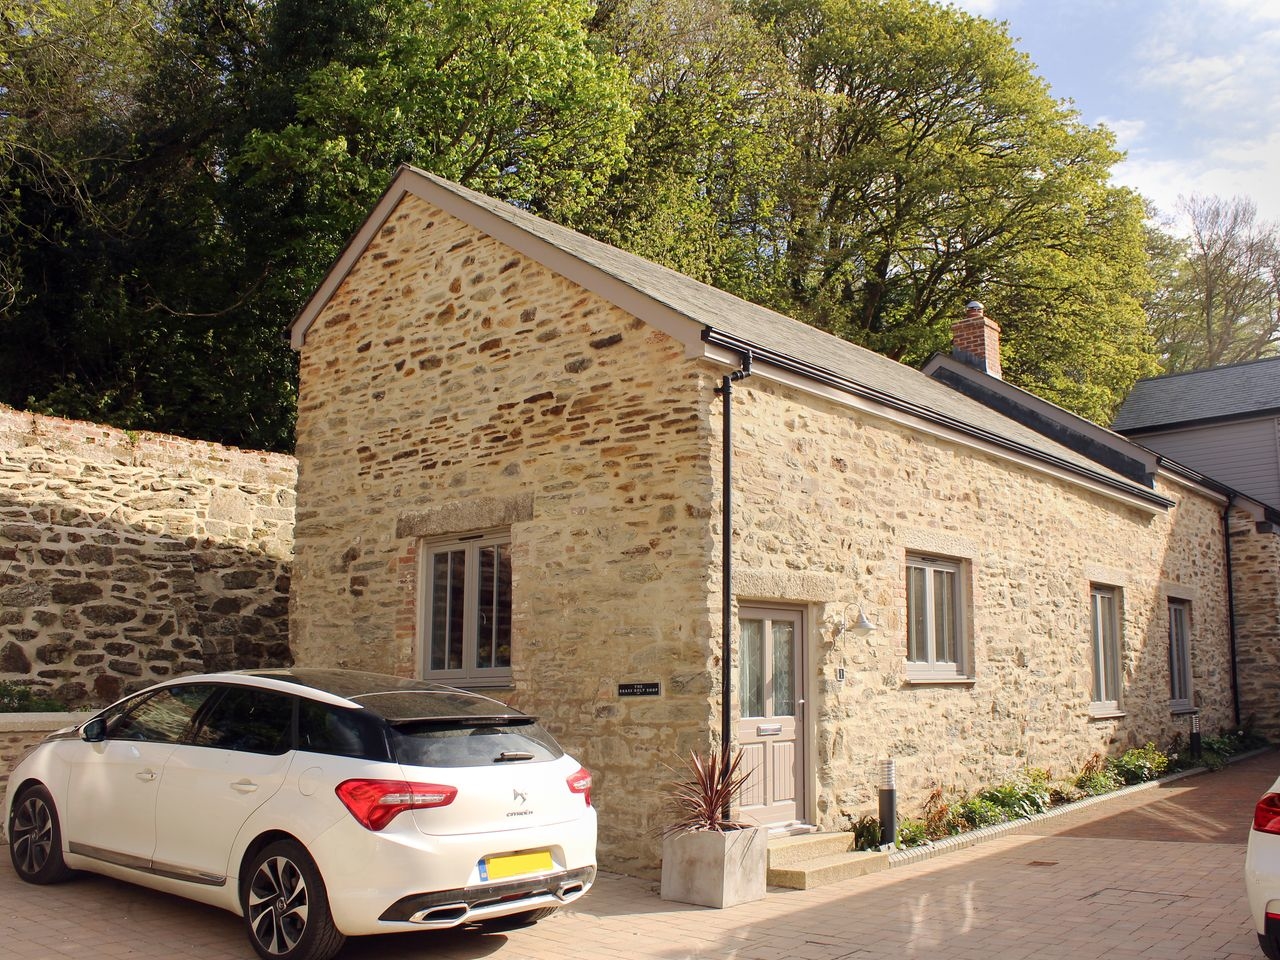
135 769 158 782
231 779 259 794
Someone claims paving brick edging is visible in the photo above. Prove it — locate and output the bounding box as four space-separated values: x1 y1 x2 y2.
886 749 1271 868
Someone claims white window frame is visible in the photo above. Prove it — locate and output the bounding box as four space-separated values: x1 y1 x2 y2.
417 530 512 687
1089 584 1123 717
1168 599 1193 712
904 554 971 682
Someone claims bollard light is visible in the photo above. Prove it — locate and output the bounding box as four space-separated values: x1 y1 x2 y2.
878 759 897 848
1190 711 1202 760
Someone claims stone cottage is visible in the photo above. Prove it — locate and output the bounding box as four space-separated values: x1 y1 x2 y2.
287 166 1269 875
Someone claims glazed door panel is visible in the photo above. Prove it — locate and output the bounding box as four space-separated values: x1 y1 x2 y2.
735 607 806 828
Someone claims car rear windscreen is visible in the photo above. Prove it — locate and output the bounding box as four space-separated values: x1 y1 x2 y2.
390 720 564 768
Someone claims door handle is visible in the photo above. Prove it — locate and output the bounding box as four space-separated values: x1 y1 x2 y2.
231 779 259 794
135 769 157 782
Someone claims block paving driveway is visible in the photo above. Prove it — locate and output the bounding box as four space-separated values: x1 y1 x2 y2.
2 751 1276 960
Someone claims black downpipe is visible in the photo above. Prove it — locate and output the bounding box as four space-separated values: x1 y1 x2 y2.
716 354 752 788
1223 495 1241 727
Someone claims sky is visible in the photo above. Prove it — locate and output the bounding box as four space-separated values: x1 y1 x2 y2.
949 0 1280 230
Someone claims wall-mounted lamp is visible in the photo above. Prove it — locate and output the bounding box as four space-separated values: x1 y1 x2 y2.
828 603 877 638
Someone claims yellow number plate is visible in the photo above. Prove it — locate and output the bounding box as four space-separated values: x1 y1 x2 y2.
484 850 553 881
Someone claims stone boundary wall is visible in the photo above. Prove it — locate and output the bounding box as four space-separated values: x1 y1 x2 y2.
0 405 297 707
1228 511 1280 739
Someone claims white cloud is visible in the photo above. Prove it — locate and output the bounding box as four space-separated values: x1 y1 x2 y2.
1114 2 1280 220
1097 116 1146 149
1114 128 1280 225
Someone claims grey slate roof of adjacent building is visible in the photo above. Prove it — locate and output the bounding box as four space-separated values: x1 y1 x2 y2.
294 167 1170 506
1113 356 1280 433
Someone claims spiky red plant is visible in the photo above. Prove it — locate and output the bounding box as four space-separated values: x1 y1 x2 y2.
662 747 753 836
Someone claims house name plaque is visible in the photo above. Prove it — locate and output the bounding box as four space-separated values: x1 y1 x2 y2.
617 682 661 697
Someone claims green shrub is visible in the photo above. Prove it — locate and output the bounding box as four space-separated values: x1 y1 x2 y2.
896 819 929 848
1074 753 1122 795
977 774 1050 819
0 680 65 713
954 796 1007 829
1109 742 1169 784
848 815 882 851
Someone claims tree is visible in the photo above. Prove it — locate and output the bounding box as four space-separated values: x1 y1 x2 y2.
740 0 1157 418
0 0 634 451
578 0 793 295
1146 195 1280 373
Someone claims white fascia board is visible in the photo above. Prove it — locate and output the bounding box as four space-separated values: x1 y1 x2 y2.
730 356 1167 516
1154 465 1229 506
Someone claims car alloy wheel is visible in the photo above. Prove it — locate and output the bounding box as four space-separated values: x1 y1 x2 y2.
9 784 72 884
242 841 344 960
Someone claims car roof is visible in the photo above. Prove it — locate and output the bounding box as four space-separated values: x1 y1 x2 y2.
107 669 530 723
233 668 528 723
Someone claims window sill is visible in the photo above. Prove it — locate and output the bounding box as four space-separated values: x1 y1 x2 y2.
903 671 975 686
423 677 514 691
1088 704 1125 720
1170 703 1196 716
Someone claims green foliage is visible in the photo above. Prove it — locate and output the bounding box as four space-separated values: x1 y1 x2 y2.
1109 742 1169 785
0 0 1191 444
896 818 928 848
953 796 1007 830
0 0 633 451
976 775 1050 820
0 681 66 713
1074 753 1123 795
846 814 882 851
736 0 1157 419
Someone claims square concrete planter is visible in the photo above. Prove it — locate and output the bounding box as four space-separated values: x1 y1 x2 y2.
660 825 768 908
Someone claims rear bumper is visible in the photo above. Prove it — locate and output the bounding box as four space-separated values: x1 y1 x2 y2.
378 864 596 926
309 811 596 936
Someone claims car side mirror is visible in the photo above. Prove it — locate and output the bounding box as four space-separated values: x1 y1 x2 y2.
81 718 106 743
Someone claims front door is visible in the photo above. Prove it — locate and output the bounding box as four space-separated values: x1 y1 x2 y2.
735 606 806 828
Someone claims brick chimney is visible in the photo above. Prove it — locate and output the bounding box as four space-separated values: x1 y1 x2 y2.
951 301 1002 380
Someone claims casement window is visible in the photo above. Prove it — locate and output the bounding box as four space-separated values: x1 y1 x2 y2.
1089 584 1123 715
419 531 512 686
1168 600 1193 712
905 554 969 681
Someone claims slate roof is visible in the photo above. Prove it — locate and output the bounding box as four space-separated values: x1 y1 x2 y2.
294 167 1171 507
1113 356 1280 433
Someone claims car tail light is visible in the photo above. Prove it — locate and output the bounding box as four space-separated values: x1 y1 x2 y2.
1254 793 1280 834
336 779 457 831
567 767 592 806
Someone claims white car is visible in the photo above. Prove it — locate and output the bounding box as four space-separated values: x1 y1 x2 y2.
1247 788 1280 958
5 669 596 960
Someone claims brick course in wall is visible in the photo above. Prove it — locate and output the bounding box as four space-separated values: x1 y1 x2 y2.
0 406 297 706
291 187 1264 876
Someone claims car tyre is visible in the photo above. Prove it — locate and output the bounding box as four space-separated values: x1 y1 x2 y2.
242 840 345 960
8 783 74 884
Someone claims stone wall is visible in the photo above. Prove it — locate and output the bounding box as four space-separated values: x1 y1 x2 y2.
728 377 1236 827
1229 512 1280 738
0 406 297 706
292 193 719 877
